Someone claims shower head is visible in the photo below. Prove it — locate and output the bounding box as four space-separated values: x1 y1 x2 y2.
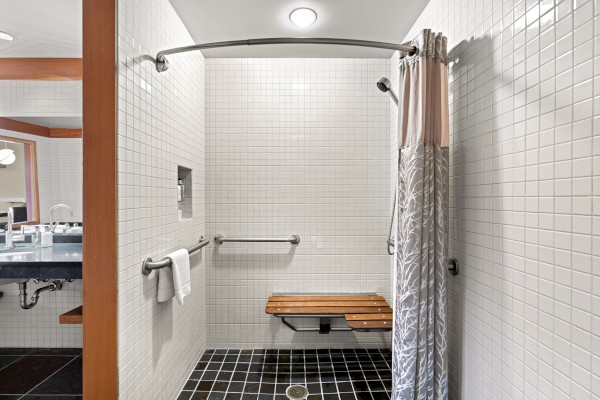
377 77 392 93
377 77 398 106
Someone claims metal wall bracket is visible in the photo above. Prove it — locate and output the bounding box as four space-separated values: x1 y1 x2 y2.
319 318 331 334
278 316 352 334
448 257 459 275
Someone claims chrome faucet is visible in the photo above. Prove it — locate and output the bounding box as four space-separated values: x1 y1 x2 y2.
49 204 74 232
4 207 25 249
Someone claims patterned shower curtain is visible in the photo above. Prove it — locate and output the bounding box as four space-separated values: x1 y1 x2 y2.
392 29 449 400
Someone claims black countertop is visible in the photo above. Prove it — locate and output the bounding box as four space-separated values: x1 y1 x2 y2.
0 244 82 280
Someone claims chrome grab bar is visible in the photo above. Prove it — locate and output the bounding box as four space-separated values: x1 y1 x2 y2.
214 234 300 245
141 236 209 275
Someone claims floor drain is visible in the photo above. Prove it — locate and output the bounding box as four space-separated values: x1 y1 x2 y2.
286 385 309 400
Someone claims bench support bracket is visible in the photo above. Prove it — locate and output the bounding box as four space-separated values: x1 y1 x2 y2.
278 315 353 334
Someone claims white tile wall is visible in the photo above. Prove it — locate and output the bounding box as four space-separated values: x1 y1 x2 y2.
0 80 81 117
117 0 206 399
47 138 83 223
402 0 600 398
0 280 82 348
206 58 392 349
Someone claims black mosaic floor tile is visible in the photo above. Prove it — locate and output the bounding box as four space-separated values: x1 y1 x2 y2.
192 392 210 400
178 391 194 400
228 382 245 392
213 381 230 392
182 349 392 400
244 383 260 393
371 392 389 400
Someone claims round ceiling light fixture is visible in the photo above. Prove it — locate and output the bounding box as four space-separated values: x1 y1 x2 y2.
0 31 14 41
289 8 317 28
0 148 15 165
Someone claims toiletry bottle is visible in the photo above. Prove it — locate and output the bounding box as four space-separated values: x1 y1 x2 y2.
32 226 41 247
178 179 185 202
42 226 53 248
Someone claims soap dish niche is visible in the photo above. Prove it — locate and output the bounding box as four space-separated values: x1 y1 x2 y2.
177 166 192 220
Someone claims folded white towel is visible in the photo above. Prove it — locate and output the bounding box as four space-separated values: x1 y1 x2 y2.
167 248 191 305
156 266 175 303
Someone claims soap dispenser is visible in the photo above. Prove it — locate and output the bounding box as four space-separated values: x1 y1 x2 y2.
177 179 185 202
41 226 53 248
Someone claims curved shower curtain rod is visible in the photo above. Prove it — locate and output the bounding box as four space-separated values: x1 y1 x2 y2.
154 38 417 72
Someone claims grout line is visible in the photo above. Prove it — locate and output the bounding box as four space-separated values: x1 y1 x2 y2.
17 354 81 399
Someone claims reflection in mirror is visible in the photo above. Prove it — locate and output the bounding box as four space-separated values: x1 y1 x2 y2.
0 135 39 225
0 128 82 231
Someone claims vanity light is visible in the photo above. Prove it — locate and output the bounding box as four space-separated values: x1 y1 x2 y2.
0 148 15 165
289 8 317 28
0 31 14 41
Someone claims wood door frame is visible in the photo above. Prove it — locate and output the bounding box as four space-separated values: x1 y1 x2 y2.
0 117 83 138
0 134 40 224
82 0 118 399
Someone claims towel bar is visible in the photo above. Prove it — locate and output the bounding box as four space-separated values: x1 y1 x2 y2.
141 236 209 275
214 234 300 244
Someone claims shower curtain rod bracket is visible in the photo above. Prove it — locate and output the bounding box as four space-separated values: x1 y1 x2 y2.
154 38 417 72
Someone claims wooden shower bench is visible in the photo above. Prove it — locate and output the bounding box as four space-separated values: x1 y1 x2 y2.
265 294 393 334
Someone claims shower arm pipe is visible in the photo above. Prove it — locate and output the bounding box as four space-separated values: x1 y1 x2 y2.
155 38 417 72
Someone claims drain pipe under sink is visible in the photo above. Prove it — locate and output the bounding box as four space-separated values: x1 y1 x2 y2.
18 280 65 309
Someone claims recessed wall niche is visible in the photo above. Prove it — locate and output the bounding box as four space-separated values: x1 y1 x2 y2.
177 165 192 220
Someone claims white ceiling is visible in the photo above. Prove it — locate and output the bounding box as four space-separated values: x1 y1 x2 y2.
0 0 428 59
169 0 430 58
12 117 82 129
0 0 82 58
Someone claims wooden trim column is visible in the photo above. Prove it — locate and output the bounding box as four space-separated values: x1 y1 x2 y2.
83 0 118 399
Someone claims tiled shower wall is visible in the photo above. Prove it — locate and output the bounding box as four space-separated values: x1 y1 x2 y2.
206 58 393 349
116 0 206 399
402 0 600 398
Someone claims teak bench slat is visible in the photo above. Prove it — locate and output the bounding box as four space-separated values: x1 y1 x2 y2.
344 313 393 321
267 300 389 307
266 306 393 315
268 295 386 302
346 320 393 330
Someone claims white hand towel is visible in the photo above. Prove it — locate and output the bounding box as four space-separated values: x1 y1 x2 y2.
167 248 191 305
156 266 175 303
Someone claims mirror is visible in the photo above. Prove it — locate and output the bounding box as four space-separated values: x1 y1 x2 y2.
0 135 39 224
0 85 82 229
